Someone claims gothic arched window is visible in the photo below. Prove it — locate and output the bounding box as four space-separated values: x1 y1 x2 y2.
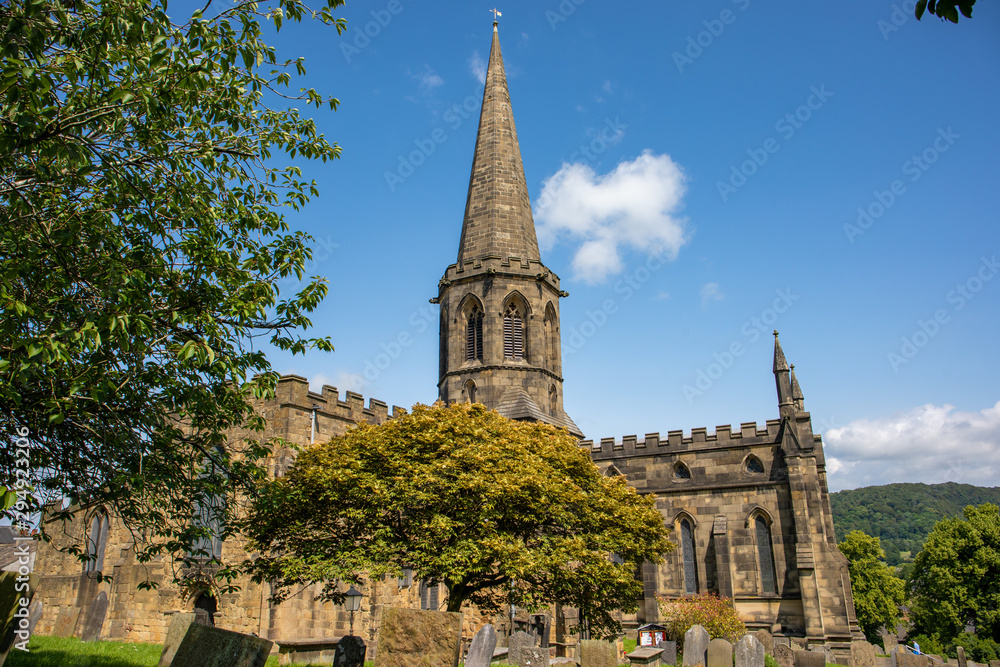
673 461 691 481
465 380 477 404
503 302 524 360
549 384 557 413
84 511 110 574
754 514 777 595
544 302 558 367
680 518 698 594
745 455 765 475
466 304 484 361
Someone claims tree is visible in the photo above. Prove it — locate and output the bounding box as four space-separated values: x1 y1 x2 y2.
915 0 976 23
243 402 672 639
908 504 1000 645
0 0 344 587
838 530 906 644
658 593 746 647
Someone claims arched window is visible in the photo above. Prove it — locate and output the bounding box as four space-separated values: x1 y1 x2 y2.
754 514 777 595
194 592 218 626
465 380 477 404
192 500 224 560
680 518 698 594
419 580 439 610
466 304 484 361
549 384 557 413
745 455 765 475
544 302 558 367
84 511 110 574
673 461 691 481
503 302 524 360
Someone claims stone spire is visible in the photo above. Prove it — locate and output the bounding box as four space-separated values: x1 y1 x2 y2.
773 331 794 417
790 364 805 412
456 22 540 266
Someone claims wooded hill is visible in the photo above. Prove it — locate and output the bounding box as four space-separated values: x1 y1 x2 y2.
830 482 1000 565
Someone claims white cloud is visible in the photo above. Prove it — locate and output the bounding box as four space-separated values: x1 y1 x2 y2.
700 282 724 306
469 51 486 84
407 65 444 93
823 401 1000 491
534 151 688 284
656 291 670 301
308 371 367 395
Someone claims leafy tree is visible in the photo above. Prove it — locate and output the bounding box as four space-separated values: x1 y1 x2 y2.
838 530 906 644
915 0 976 23
908 504 1000 646
0 0 344 586
243 402 672 639
658 593 746 648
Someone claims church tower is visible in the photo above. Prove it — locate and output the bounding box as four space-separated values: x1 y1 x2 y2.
436 21 581 437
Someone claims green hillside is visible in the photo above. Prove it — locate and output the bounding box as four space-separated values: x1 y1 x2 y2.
830 482 1000 565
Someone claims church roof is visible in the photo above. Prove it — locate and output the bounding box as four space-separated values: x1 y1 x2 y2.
456 24 541 266
495 387 583 438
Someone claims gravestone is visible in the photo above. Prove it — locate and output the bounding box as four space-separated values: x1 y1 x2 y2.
159 613 198 667
628 647 666 666
0 571 38 656
708 638 734 667
754 630 775 656
684 625 711 667
794 649 827 667
508 630 536 665
852 640 877 667
52 606 79 638
882 633 899 655
658 640 678 665
987 661 999 667
896 652 929 667
580 639 618 667
80 591 109 642
775 644 796 667
25 601 42 637
168 623 273 667
333 635 366 667
465 624 498 667
519 646 550 667
373 607 462 667
736 634 766 667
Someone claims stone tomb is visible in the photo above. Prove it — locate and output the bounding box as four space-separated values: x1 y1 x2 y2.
708 638 734 667
519 646 550 667
580 639 618 667
464 624 497 667
627 647 665 666
333 635 366 667
684 625 711 667
736 634 766 667
794 649 828 667
851 641 877 667
79 591 109 642
373 607 462 667
168 623 273 667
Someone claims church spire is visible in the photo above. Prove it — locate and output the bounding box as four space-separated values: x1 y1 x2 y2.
456 23 540 265
773 331 794 417
790 364 805 413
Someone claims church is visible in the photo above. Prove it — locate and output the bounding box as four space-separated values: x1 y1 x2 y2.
31 21 861 660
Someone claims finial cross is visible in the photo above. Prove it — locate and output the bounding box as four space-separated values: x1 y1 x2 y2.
490 8 502 20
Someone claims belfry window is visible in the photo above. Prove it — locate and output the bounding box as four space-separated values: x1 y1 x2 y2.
680 518 698 594
503 302 524 360
466 305 484 361
755 515 777 595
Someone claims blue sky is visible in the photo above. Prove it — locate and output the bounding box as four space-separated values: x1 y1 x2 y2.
244 0 999 491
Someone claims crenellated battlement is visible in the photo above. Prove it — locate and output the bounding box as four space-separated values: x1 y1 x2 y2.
273 374 406 424
442 255 562 294
581 418 784 458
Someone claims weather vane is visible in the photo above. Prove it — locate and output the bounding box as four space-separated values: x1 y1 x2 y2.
491 8 502 21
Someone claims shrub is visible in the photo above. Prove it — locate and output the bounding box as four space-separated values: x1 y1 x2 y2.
950 633 1000 662
658 593 747 649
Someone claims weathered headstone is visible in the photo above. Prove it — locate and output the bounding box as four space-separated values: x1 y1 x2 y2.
896 652 929 667
658 640 678 665
881 633 899 655
987 660 999 667
508 630 536 665
736 634 766 667
519 646 550 667
79 591 109 642
956 649 967 667
794 649 827 667
580 639 618 667
465 624 498 667
0 571 38 658
372 607 462 667
159 612 198 667
628 647 666 666
52 606 79 638
333 635 366 667
708 638 734 667
25 601 42 637
754 630 775 656
852 640 877 667
168 623 272 667
775 643 796 667
684 625 711 667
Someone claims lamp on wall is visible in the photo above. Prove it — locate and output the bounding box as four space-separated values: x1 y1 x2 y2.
345 586 363 635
